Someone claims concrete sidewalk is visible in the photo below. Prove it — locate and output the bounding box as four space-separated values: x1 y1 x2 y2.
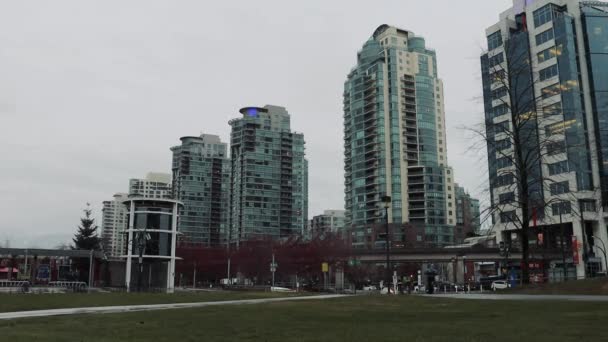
0 294 349 321
425 293 608 301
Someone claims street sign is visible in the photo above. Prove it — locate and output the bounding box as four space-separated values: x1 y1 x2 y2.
322 262 329 273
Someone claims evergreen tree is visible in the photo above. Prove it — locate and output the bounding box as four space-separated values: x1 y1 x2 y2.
72 203 101 250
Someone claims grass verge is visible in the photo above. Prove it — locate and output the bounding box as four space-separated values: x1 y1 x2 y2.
0 290 301 313
1 295 607 341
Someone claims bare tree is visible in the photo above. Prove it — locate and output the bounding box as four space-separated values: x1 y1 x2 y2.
468 30 597 283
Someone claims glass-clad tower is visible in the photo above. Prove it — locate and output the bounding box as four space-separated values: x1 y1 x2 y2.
228 105 308 245
481 0 608 277
171 134 230 247
344 25 457 248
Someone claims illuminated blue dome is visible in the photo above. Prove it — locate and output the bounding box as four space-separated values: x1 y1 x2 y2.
246 108 258 117
239 106 268 118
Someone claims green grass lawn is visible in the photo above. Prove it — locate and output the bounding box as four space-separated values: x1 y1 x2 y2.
506 277 608 295
1 295 607 342
0 290 299 313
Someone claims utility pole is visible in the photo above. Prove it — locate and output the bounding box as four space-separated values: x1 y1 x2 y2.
88 249 94 291
270 253 277 288
382 195 391 292
193 261 197 288
559 208 568 282
226 229 232 287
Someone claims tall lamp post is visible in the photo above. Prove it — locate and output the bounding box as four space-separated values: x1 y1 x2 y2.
382 195 391 291
559 204 568 282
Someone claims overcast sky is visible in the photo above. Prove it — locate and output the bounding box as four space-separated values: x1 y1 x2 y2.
0 0 513 248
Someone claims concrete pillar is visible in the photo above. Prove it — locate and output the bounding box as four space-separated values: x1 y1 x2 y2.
593 208 608 273
572 220 585 279
125 200 135 292
167 202 178 293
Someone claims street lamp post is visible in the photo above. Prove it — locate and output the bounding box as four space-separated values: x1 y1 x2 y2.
559 207 568 282
382 195 391 292
462 256 467 287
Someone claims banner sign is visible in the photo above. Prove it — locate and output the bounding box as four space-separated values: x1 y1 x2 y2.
37 264 51 281
572 236 579 265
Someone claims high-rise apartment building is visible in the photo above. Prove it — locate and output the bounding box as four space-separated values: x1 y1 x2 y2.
311 210 346 235
454 184 481 243
481 0 608 276
101 193 129 257
228 105 308 244
128 172 172 199
171 134 230 247
344 25 457 248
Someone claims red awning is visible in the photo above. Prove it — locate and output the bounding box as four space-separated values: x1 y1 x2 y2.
0 267 18 273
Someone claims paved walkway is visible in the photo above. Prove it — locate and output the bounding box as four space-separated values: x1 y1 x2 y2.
425 293 608 302
0 294 348 321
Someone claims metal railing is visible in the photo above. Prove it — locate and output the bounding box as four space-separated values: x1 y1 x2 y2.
0 280 30 288
48 281 88 292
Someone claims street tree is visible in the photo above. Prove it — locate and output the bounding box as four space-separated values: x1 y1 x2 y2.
72 203 101 251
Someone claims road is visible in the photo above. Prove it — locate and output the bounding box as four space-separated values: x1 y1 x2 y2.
425 293 608 302
0 294 348 321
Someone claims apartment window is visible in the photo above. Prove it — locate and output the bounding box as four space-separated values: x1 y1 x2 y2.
539 64 559 81
495 138 512 151
534 4 555 27
492 87 508 101
548 160 569 175
536 28 555 46
487 31 503 50
495 121 510 133
489 52 504 68
551 201 571 216
495 174 514 187
496 157 513 169
543 102 562 115
492 104 509 117
547 140 566 155
541 82 561 99
581 200 597 213
500 211 516 223
550 181 569 195
499 192 515 204
537 46 558 64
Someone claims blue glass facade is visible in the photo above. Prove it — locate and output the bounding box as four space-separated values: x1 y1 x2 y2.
582 4 608 203
554 13 593 192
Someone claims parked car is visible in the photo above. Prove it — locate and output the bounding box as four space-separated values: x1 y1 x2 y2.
362 285 377 291
491 280 509 291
